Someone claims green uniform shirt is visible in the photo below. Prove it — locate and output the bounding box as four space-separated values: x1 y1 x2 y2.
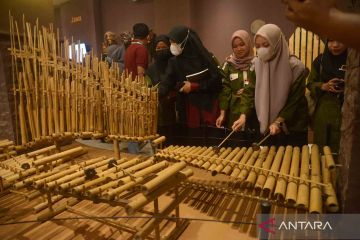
239 71 308 133
218 62 256 128
307 65 342 152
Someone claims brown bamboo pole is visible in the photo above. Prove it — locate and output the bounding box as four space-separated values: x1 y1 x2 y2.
134 188 190 239
309 144 322 213
33 146 85 166
212 147 241 176
142 161 187 194
236 149 260 182
127 169 192 215
296 145 310 209
222 147 247 175
230 147 254 178
245 146 269 187
321 156 339 212
262 146 285 197
274 146 293 200
285 146 300 205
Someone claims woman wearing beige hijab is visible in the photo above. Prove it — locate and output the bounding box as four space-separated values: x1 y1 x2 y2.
232 24 308 146
216 30 255 129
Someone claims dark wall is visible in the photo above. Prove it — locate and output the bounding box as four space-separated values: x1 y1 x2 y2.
101 0 155 35
57 0 102 54
0 0 54 34
191 0 295 61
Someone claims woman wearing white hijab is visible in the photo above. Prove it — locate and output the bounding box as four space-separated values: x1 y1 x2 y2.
232 24 308 146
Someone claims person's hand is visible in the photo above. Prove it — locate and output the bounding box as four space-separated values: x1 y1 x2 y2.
321 78 344 93
232 114 246 131
269 122 281 135
216 112 225 128
236 88 244 95
179 81 192 93
282 0 336 33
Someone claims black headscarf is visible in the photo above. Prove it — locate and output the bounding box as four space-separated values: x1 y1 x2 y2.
313 41 348 83
168 26 219 75
145 35 172 85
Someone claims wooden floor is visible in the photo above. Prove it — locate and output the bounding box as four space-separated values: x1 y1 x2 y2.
0 141 258 240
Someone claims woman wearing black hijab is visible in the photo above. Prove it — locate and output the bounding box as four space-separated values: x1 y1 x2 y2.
159 26 223 146
307 40 347 153
145 35 176 145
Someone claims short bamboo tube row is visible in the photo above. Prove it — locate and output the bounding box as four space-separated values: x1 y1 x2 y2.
9 15 158 146
156 144 339 212
0 145 86 190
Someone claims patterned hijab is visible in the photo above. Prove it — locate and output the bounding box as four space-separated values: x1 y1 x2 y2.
254 24 305 133
226 30 254 70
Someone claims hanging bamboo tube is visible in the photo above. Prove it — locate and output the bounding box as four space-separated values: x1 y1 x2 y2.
263 146 285 197
309 144 323 213
236 149 260 182
321 156 339 212
285 146 300 205
245 146 269 187
230 147 254 178
296 145 310 209
222 147 247 175
274 146 293 200
212 147 241 176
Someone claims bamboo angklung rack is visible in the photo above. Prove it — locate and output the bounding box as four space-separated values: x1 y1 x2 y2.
11 151 193 240
9 15 159 149
155 144 339 213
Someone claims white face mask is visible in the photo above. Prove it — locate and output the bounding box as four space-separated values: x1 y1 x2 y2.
170 29 190 56
257 47 274 62
170 43 183 56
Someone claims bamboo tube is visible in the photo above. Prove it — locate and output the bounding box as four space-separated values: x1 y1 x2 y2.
26 145 56 158
285 146 300 205
222 147 247 175
134 188 190 240
236 150 260 182
33 146 85 166
195 147 217 168
208 147 233 171
274 146 293 200
201 147 226 170
297 145 310 209
107 158 155 180
245 147 269 187
230 147 254 178
323 146 335 170
321 156 339 212
91 161 168 197
127 169 192 215
142 161 187 194
263 146 285 197
309 144 322 213
212 147 241 176
191 147 213 166
152 136 166 146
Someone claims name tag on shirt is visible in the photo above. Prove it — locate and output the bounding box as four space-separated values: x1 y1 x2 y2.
230 73 238 81
243 71 249 85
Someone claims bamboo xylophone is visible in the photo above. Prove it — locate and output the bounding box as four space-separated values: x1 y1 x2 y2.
155 144 338 213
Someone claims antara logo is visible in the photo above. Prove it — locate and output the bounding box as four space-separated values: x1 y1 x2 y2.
278 221 333 230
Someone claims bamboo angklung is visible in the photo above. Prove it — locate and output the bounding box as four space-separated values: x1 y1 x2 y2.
9 16 159 146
